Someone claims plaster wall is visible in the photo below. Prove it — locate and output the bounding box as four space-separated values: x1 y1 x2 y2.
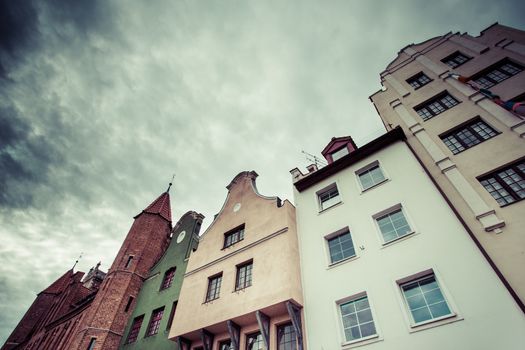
370 24 525 306
169 172 303 342
294 141 525 350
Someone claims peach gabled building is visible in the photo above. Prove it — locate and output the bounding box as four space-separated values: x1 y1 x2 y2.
370 23 525 311
169 171 304 350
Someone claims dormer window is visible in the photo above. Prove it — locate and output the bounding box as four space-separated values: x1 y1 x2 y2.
223 224 245 248
331 147 349 162
321 136 357 164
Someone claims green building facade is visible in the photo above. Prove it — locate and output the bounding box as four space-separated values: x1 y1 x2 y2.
119 210 203 350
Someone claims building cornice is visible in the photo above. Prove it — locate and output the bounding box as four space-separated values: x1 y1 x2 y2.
294 127 406 192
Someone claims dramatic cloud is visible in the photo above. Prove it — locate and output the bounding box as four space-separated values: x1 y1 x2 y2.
0 0 523 342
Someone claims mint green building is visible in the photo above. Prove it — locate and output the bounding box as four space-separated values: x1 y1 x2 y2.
119 211 203 350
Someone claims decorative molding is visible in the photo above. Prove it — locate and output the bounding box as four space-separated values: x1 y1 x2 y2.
449 35 489 54
184 227 288 276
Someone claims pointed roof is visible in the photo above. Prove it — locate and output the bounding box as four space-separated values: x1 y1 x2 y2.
321 136 357 156
139 191 172 222
41 269 74 295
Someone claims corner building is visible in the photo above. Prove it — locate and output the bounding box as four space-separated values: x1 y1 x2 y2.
169 171 304 350
291 128 525 350
369 23 525 309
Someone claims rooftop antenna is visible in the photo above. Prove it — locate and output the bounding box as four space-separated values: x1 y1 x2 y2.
166 174 175 193
72 252 83 271
301 150 327 168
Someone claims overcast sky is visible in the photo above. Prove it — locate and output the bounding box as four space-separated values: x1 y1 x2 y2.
1 0 524 343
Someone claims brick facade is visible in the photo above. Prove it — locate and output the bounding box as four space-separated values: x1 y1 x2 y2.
2 191 173 350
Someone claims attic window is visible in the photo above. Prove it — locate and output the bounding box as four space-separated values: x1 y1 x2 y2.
223 224 245 249
331 147 349 162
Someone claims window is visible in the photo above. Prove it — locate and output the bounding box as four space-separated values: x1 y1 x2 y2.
414 92 459 121
317 184 341 211
277 323 297 350
441 118 498 154
327 228 356 264
126 315 144 344
441 51 471 68
205 273 222 302
166 301 177 331
472 59 523 89
339 295 377 343
406 72 432 89
400 274 452 324
146 307 164 337
87 338 96 350
218 340 233 350
331 147 349 161
224 224 245 248
246 332 264 350
160 267 176 290
235 261 253 290
125 256 133 269
375 206 412 244
124 296 134 312
479 160 525 206
357 162 386 190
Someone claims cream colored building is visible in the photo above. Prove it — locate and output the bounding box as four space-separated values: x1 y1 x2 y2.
370 23 525 310
291 129 525 350
169 171 304 350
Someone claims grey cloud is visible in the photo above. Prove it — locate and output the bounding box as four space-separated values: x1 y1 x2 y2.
1 0 524 344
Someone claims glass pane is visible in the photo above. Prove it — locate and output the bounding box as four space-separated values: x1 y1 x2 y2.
360 322 376 338
412 307 432 323
429 301 451 318
424 288 445 305
340 302 355 315
354 298 369 311
343 314 358 327
406 294 426 310
357 309 373 323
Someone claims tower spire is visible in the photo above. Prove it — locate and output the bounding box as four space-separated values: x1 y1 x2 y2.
72 252 83 271
166 174 175 193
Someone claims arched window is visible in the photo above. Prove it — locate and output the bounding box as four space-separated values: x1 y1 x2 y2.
160 267 176 290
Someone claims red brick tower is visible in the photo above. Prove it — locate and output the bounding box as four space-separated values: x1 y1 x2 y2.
68 190 172 350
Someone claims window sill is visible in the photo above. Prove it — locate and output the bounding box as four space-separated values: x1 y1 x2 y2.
327 255 359 270
221 239 244 250
408 313 463 333
341 334 383 349
233 285 252 293
203 297 220 305
360 179 390 194
381 231 418 248
318 201 343 214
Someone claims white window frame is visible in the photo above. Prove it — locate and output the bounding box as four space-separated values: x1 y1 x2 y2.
334 292 382 348
316 182 342 212
394 268 462 332
324 226 358 268
355 160 389 192
372 203 416 246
